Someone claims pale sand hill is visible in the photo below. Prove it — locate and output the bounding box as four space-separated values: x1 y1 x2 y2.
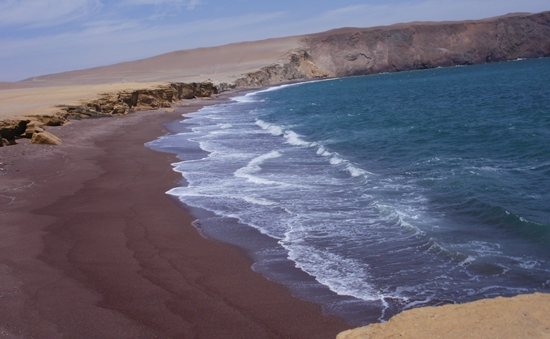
337 293 550 339
18 36 303 86
0 36 302 120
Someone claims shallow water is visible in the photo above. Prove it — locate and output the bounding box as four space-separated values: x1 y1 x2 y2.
147 58 550 325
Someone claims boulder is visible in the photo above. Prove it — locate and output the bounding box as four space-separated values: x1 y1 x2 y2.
111 104 128 115
216 82 237 92
179 87 196 99
170 82 218 99
23 121 45 138
31 131 61 145
41 114 67 126
0 119 30 144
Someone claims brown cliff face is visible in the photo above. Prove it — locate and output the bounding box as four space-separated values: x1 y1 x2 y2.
234 49 330 87
58 82 217 118
233 12 550 87
301 12 550 77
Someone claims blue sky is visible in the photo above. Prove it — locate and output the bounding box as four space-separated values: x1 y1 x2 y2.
1 0 548 82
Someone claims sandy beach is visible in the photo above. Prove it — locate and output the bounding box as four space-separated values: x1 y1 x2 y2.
0 94 350 338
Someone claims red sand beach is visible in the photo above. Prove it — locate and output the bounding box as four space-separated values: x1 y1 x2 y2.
0 95 350 338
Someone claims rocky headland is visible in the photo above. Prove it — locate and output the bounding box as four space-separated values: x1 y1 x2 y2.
303 11 550 77
232 11 550 86
233 49 330 87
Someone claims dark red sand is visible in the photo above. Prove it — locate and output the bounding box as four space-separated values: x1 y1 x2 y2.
0 96 350 338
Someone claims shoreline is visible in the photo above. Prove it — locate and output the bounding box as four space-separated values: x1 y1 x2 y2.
151 86 390 327
0 92 350 338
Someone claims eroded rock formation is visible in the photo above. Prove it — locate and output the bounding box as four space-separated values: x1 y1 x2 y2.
234 49 330 87
31 131 61 145
0 120 29 145
304 12 550 77
0 82 217 146
57 82 217 118
0 116 70 146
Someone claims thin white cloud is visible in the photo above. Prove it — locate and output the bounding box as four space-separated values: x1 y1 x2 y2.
0 11 284 58
0 9 285 80
120 0 201 10
0 0 102 27
310 0 550 30
80 19 141 36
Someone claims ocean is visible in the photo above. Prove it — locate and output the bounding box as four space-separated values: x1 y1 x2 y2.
147 58 550 325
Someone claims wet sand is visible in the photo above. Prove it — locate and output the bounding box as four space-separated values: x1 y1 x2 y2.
0 95 350 338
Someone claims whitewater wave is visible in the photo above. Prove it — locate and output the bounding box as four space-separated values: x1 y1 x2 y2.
234 151 285 185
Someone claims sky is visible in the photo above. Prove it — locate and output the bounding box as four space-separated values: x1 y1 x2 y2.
1 0 549 82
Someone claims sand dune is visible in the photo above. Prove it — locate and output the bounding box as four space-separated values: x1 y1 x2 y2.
0 36 302 120
18 36 303 86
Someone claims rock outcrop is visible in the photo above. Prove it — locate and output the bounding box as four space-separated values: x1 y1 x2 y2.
23 120 45 138
0 82 217 146
234 49 330 87
31 131 61 145
234 12 550 86
0 120 29 145
303 12 550 77
57 82 217 118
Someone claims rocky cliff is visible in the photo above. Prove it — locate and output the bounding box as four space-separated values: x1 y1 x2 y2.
0 82 216 146
234 49 330 87
56 82 217 118
234 11 550 86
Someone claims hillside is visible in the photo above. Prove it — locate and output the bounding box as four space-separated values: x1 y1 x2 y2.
12 11 550 89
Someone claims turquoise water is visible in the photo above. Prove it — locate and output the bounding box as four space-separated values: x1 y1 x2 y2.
148 58 550 324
